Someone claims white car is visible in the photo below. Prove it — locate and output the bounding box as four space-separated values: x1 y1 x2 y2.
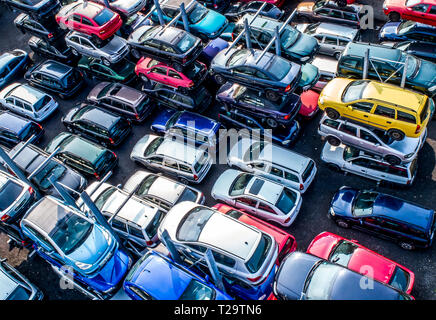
211 169 302 227
227 138 317 193
0 83 58 122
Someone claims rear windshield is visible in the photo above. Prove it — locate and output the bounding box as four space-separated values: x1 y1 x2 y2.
177 207 214 242
93 8 115 26
265 56 291 81
302 160 315 182
229 173 253 196
245 234 272 273
19 123 40 140
110 119 129 137
342 80 368 103
389 267 410 292
177 188 198 204
275 188 297 213
145 210 164 239
0 180 23 211
420 98 430 124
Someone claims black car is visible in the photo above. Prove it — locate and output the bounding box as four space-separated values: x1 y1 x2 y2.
14 13 66 43
62 104 132 148
127 25 203 71
223 1 283 22
198 0 229 13
27 36 78 65
216 82 301 128
24 60 84 99
3 0 61 19
141 82 212 113
0 111 43 148
393 41 436 63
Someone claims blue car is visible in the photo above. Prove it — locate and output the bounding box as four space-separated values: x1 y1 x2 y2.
124 250 232 300
20 196 131 299
200 37 229 65
0 49 29 88
379 21 436 42
151 109 222 148
0 111 44 148
151 0 229 40
328 186 436 250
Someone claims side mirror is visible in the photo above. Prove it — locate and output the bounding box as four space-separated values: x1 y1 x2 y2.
116 183 122 189
205 275 210 282
247 164 253 169
347 105 353 110
350 239 359 243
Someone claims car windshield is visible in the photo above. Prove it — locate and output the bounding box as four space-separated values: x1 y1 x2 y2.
281 27 300 49
329 240 358 267
227 50 249 67
136 175 158 196
342 80 369 103
175 33 197 53
94 187 117 211
276 188 297 214
229 173 253 196
265 56 291 80
389 267 410 292
93 8 115 26
343 146 360 161
352 190 378 217
144 137 164 156
303 262 340 300
166 111 182 129
398 21 416 34
179 279 215 300
406 0 422 6
305 22 320 35
6 286 30 300
50 212 93 255
243 141 265 162
177 188 198 204
32 160 66 190
245 234 271 273
188 4 209 24
177 207 214 242
0 179 23 211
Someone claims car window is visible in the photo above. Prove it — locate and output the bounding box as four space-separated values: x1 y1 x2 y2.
168 70 182 79
411 4 429 12
237 197 257 207
339 123 357 136
351 102 373 112
284 171 299 182
212 250 236 268
324 36 337 45
374 105 396 119
360 130 378 144
329 10 343 19
316 8 330 16
323 118 340 129
81 17 94 26
258 202 276 213
150 67 167 75
397 111 416 124
112 218 128 233
430 5 436 14
128 224 144 239
343 12 357 21
270 166 284 178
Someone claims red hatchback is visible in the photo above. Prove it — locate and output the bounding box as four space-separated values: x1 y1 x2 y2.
307 231 415 294
56 1 122 40
135 57 208 92
213 203 297 265
383 0 436 27
299 90 319 119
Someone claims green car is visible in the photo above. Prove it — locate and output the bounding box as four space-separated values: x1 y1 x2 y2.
78 57 136 83
45 132 118 180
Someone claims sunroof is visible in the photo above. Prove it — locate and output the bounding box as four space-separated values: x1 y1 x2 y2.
249 179 264 195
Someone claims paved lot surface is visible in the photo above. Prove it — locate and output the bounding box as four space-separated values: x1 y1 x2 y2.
0 1 435 300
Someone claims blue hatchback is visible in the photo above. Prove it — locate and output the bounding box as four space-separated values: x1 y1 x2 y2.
379 21 436 42
0 49 29 88
123 250 232 300
0 111 44 148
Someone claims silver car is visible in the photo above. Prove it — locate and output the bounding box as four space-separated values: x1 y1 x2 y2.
93 0 147 18
318 114 426 165
310 55 337 92
65 31 129 66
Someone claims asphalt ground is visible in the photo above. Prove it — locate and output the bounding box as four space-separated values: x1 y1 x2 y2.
0 0 435 300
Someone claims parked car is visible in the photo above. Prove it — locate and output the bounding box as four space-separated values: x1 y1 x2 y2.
27 36 77 65
216 83 301 128
198 0 229 12
0 258 43 300
224 1 284 21
0 50 29 88
118 11 152 38
383 0 436 26
20 196 130 299
127 25 203 71
337 42 436 97
310 55 337 92
213 203 297 264
307 231 415 293
123 170 205 212
62 104 132 147
321 142 418 186
295 0 363 27
3 0 60 19
0 111 43 148
14 13 66 43
297 22 359 59
77 57 136 83
237 0 285 8
93 0 147 19
158 201 278 300
318 115 426 164
226 14 319 63
45 132 118 179
273 252 413 300
0 83 58 122
199 37 229 65
87 82 154 122
299 90 319 118
150 0 229 40
55 1 123 40
24 60 84 99
130 134 213 184
65 31 130 66
6 142 87 198
227 138 317 193
328 186 436 250
318 78 434 140
123 250 232 300
392 40 436 63
379 21 436 42
211 169 302 227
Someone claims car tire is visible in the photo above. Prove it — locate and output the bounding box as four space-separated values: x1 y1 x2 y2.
388 11 401 22
178 177 189 185
325 108 340 120
131 49 141 59
214 73 226 85
336 0 347 7
326 136 341 146
265 90 280 102
399 241 414 251
71 48 79 56
385 155 401 166
326 163 341 172
140 74 150 83
101 58 111 66
336 219 350 228
266 117 278 128
334 52 341 60
387 129 405 141
178 86 188 94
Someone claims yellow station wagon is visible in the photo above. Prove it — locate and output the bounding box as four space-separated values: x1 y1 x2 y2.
318 78 434 140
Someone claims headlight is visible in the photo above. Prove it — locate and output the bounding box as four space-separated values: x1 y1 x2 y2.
329 207 335 216
405 153 414 159
75 261 93 270
319 97 325 105
300 56 310 62
282 140 291 145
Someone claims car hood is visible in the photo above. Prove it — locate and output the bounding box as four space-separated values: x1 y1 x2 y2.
380 22 400 37
111 0 145 13
384 0 406 8
287 34 318 58
131 134 158 159
195 10 227 34
319 78 352 102
150 109 177 133
103 36 128 55
211 169 242 199
298 63 319 89
211 47 234 69
297 2 314 12
331 187 357 217
412 59 436 88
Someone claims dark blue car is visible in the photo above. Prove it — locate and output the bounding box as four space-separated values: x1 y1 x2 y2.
379 21 436 42
0 50 29 88
328 186 436 250
0 111 44 148
123 250 232 300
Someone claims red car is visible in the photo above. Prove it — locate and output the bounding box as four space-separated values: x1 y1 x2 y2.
135 57 208 92
383 0 436 26
299 90 319 119
213 203 297 265
56 1 122 40
307 232 415 294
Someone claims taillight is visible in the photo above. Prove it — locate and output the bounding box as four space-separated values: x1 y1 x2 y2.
247 275 262 283
94 172 100 179
299 184 304 191
1 215 10 222
146 241 153 246
28 186 34 195
232 32 235 41
112 151 117 158
214 4 218 8
37 123 43 130
135 114 140 120
284 114 291 120
188 82 194 88
193 174 198 181
415 125 421 134
109 138 114 145
48 33 53 39
285 84 292 92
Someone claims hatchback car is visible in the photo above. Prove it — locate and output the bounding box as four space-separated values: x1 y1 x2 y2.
45 132 118 179
87 82 154 122
62 104 132 148
0 83 58 122
130 134 212 184
123 170 205 212
25 60 84 99
0 111 44 148
321 142 418 186
383 0 436 26
379 21 436 42
224 1 283 21
28 36 77 65
93 0 147 19
392 40 436 63
273 252 413 300
14 13 66 43
307 231 415 293
123 250 232 300
20 196 130 299
127 25 203 71
329 186 436 250
227 138 317 193
0 50 29 88
56 1 123 40
158 201 278 299
3 0 60 19
77 57 136 84
198 0 229 12
211 169 302 227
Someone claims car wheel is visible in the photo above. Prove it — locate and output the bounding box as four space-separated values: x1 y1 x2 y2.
178 177 189 185
140 74 150 83
178 86 188 94
388 11 401 22
214 73 226 85
131 49 141 59
387 129 405 141
325 108 340 120
71 48 79 56
399 241 414 251
101 58 111 66
265 90 280 102
326 136 341 146
334 52 341 60
385 155 401 166
336 219 350 228
266 117 278 128
336 0 347 7
326 163 341 172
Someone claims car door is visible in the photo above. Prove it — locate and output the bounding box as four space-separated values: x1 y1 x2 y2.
257 200 278 220
163 158 180 178
267 165 285 184
313 8 331 21
146 155 164 170
235 196 258 214
66 14 82 30
368 105 396 131
403 2 430 24
79 37 97 58
342 101 374 125
231 66 255 85
327 9 344 24
321 35 339 56
358 128 383 155
148 66 170 85
358 216 386 236
337 122 358 145
345 157 369 176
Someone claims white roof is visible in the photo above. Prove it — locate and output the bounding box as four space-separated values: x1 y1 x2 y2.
0 268 19 300
315 23 358 40
257 143 310 174
156 139 204 165
148 177 185 204
311 56 338 74
245 177 283 205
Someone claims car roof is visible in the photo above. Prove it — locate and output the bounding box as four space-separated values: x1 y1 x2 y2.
313 22 358 40
58 134 105 164
343 42 402 62
174 112 218 136
228 48 279 70
156 139 203 164
257 143 310 173
162 0 195 9
242 13 281 31
147 177 185 204
245 176 283 204
348 247 397 282
107 83 144 105
8 84 46 105
75 105 119 129
35 60 72 79
0 111 30 134
0 52 18 69
10 144 42 171
0 266 19 300
73 1 103 17
198 212 261 260
147 25 186 44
